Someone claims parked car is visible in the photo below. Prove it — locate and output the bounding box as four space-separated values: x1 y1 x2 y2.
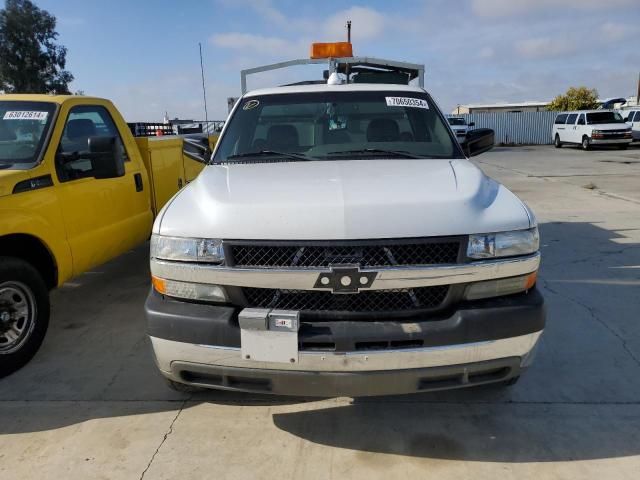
146 44 545 397
447 116 475 142
552 110 632 150
621 109 640 141
0 95 213 377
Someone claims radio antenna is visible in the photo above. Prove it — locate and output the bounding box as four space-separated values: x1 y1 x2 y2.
199 42 209 125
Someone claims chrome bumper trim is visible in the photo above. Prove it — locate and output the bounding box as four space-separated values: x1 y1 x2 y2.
150 331 543 373
590 138 632 144
151 253 540 291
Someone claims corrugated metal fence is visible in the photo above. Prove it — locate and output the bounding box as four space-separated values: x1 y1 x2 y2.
447 111 559 145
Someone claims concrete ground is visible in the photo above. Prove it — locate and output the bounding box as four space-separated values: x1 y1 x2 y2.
2 144 640 479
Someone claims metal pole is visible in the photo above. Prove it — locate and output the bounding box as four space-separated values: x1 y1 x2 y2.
199 42 209 125
345 21 352 83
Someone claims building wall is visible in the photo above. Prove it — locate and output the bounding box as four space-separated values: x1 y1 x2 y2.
447 111 559 145
468 105 548 113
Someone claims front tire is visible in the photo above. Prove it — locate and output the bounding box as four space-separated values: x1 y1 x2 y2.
582 136 591 150
554 134 562 148
0 257 50 378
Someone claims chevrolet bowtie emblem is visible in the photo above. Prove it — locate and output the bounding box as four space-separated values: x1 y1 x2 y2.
313 267 378 294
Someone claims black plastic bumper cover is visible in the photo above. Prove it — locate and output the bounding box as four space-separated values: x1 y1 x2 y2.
145 288 545 351
172 357 522 397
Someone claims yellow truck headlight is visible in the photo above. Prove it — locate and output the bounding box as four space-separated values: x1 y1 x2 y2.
150 234 225 263
467 227 539 259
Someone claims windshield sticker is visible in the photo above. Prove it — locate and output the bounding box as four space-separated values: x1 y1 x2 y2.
3 111 49 121
385 97 429 109
243 100 260 111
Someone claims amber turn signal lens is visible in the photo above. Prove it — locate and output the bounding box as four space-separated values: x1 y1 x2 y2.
310 42 353 59
151 275 167 294
524 271 538 290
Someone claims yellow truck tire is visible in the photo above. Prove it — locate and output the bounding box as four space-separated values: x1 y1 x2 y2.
0 257 50 378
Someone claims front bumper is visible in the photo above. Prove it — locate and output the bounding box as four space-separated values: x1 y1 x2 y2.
590 138 632 145
146 288 545 396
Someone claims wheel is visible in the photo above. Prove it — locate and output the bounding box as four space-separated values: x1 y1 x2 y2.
165 378 206 393
581 136 590 150
554 134 562 148
0 257 50 378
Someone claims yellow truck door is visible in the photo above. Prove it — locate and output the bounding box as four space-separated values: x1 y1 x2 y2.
53 103 152 275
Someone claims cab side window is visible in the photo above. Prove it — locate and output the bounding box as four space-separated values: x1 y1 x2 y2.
56 105 128 182
566 113 578 125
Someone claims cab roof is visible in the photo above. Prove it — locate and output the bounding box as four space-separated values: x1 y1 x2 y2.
0 94 108 104
244 82 427 98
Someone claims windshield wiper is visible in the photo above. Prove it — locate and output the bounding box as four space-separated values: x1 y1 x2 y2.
326 148 423 159
225 150 315 162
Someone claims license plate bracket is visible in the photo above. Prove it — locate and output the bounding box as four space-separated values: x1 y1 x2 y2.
239 309 299 364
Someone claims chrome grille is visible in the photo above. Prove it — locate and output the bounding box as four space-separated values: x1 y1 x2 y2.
242 286 449 313
229 239 461 268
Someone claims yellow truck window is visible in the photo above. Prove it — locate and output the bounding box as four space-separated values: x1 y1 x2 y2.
56 105 129 182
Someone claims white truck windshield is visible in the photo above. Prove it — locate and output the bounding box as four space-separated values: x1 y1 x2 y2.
213 91 462 163
0 101 56 169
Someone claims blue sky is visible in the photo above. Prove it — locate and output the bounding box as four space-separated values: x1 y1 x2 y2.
37 0 640 121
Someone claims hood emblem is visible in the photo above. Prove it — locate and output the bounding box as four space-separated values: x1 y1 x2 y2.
314 266 377 294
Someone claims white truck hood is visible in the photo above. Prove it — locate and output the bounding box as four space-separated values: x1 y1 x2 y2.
157 159 531 240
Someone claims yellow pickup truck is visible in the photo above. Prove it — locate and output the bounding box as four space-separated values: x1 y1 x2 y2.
0 94 213 377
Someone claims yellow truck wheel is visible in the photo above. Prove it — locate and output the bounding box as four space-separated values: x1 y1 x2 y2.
0 257 50 378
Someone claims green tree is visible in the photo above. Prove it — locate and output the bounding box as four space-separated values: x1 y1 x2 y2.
547 86 599 111
0 0 73 94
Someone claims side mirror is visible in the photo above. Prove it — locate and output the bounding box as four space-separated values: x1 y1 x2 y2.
88 136 125 179
183 135 212 164
468 122 475 127
623 117 629 122
461 128 494 157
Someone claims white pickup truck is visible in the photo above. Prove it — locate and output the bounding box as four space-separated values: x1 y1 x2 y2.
447 116 475 142
145 48 545 396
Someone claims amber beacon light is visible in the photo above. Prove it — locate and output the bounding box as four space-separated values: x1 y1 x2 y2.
310 42 353 59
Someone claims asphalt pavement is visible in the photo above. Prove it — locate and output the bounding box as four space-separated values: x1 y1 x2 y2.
1 144 639 479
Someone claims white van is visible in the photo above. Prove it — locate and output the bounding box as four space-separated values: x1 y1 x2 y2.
552 110 632 150
621 109 640 141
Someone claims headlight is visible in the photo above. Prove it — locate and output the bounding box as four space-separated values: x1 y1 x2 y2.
467 227 539 259
150 234 225 263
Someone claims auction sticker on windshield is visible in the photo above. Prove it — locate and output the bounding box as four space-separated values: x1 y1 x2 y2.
3 111 49 120
385 97 429 109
